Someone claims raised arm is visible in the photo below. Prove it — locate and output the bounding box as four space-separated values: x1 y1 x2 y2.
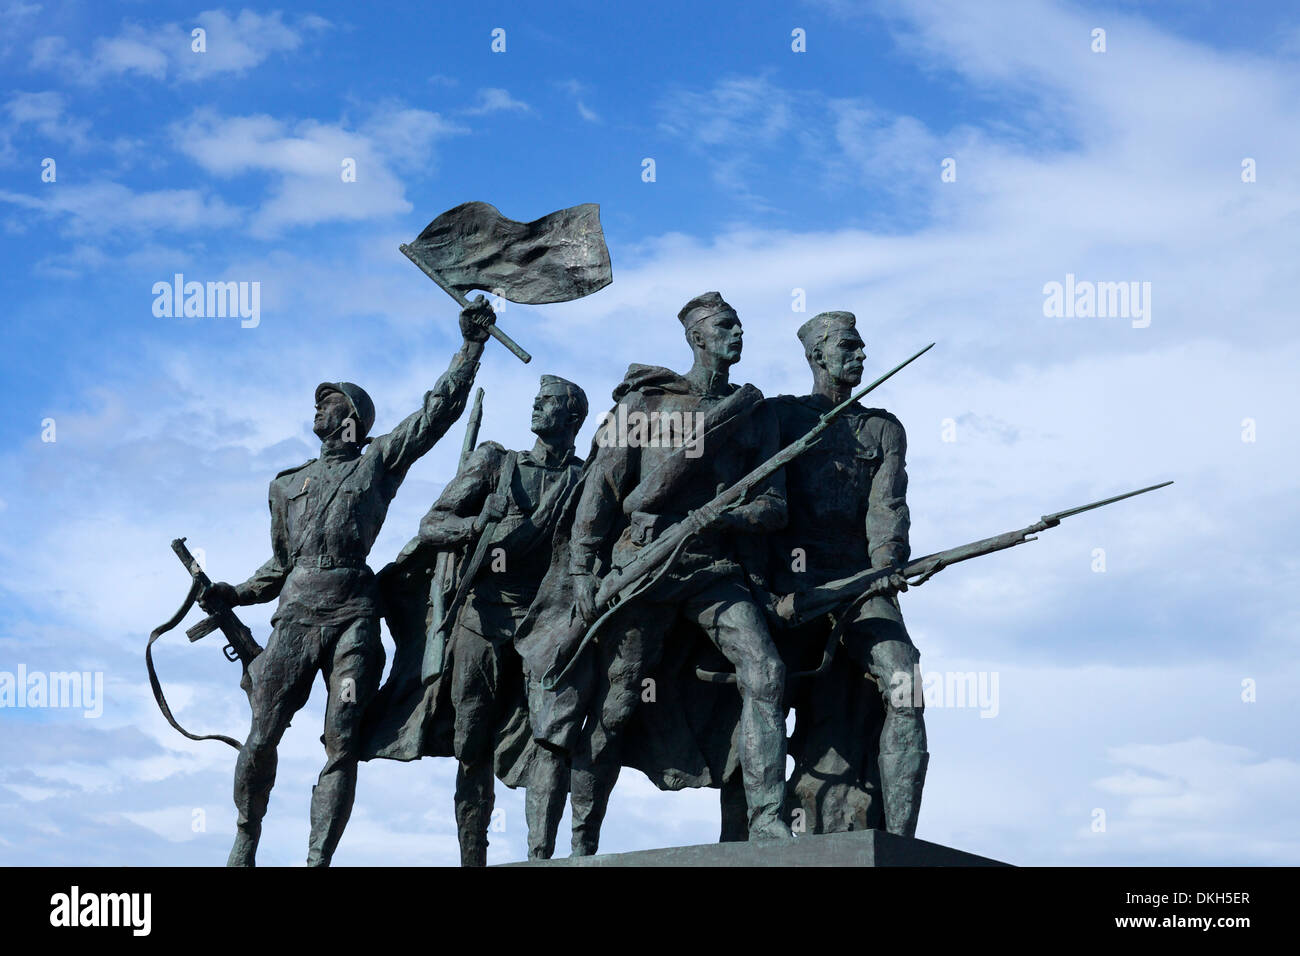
370 299 493 482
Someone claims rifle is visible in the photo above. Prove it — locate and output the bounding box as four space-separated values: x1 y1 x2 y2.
170 538 262 666
544 342 935 689
421 387 485 684
695 481 1174 683
145 537 263 749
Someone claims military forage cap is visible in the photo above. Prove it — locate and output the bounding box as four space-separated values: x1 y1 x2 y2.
315 381 376 439
539 374 589 421
677 291 737 330
797 310 858 353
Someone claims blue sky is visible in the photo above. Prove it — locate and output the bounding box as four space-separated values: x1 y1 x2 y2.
1 0 1298 866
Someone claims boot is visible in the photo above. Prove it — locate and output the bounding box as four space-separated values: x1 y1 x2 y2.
525 749 568 860
306 758 358 867
740 697 792 841
569 760 619 856
226 821 260 867
454 759 494 867
879 750 929 838
458 830 488 868
718 774 749 843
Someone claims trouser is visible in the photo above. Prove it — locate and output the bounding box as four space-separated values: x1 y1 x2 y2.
568 574 788 856
839 618 926 753
840 616 928 837
230 615 383 866
449 618 566 864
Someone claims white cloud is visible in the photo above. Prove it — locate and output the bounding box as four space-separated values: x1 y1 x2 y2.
1084 739 1300 862
659 74 793 146
0 181 240 236
29 8 328 84
556 79 601 123
3 90 89 148
169 105 465 236
0 89 92 165
463 88 532 116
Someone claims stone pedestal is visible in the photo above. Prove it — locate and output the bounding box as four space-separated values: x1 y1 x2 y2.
512 829 1009 866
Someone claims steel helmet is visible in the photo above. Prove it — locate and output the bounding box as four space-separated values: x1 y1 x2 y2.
315 381 376 441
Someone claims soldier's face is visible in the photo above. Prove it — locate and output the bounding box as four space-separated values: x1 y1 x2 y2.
693 311 744 364
822 333 865 387
531 388 569 437
313 391 352 440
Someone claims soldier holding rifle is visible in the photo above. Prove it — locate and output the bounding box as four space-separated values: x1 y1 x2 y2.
767 311 926 837
523 291 793 853
197 300 494 866
366 376 588 865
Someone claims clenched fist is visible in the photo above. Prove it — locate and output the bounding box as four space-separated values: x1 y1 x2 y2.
459 295 495 344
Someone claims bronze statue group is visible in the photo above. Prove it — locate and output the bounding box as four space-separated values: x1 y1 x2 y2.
196 292 930 866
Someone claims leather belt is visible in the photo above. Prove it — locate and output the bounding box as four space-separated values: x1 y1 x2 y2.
294 554 366 569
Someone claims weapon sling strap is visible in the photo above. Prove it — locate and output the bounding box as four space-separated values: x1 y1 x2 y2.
441 449 518 632
146 576 244 750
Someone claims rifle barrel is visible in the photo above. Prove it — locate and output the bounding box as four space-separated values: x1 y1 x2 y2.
1044 480 1173 523
460 388 485 468
788 480 1174 626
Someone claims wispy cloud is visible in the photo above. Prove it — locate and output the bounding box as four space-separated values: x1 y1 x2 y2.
462 87 532 116
29 8 329 83
556 79 600 123
169 104 465 236
0 181 240 236
0 89 90 164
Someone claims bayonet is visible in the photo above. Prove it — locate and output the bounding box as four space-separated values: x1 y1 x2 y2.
726 481 1176 684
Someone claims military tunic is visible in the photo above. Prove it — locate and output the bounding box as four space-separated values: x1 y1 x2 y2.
767 393 925 836
417 440 584 758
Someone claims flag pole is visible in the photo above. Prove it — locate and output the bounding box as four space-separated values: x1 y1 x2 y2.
399 243 532 363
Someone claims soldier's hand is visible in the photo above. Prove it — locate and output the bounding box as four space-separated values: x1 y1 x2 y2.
198 581 238 613
459 295 494 344
689 502 721 530
884 568 909 594
572 571 599 625
473 492 508 532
